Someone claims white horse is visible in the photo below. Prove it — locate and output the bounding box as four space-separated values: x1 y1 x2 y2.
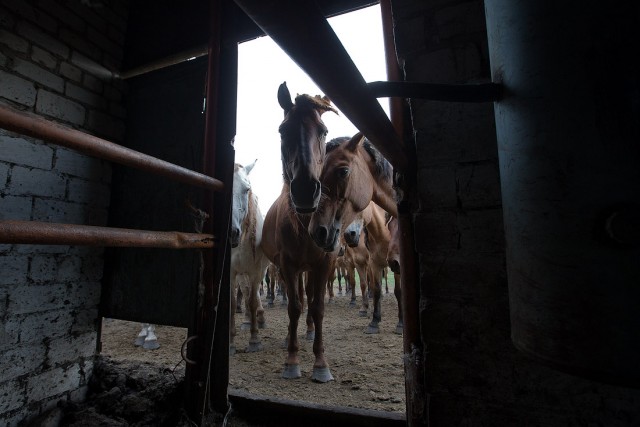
230 160 270 354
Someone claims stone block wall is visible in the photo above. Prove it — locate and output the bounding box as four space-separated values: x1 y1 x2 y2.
0 0 128 424
390 0 640 425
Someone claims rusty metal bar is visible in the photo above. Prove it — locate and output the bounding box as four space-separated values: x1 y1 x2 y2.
0 104 224 192
0 220 214 249
380 0 404 139
233 0 408 173
368 81 503 102
118 44 209 80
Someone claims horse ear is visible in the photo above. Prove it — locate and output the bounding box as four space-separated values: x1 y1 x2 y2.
277 82 294 115
345 132 365 152
244 159 258 175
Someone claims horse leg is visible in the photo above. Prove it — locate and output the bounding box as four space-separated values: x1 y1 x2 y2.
365 268 383 334
281 267 302 379
246 280 264 352
134 323 148 346
143 324 160 350
384 267 389 294
241 280 251 331
309 259 335 383
393 272 403 334
265 269 274 307
336 268 343 295
326 271 335 304
348 268 356 307
229 275 238 355
236 287 243 313
358 266 369 316
303 272 314 341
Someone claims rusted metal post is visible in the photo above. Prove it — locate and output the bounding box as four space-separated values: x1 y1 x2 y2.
380 1 426 424
0 104 224 192
0 220 215 249
184 0 235 423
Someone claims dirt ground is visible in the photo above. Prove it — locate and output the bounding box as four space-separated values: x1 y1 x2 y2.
63 280 405 425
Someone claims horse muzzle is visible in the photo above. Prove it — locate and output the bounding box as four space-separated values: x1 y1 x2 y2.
290 177 321 213
230 227 240 248
343 229 360 247
310 224 340 252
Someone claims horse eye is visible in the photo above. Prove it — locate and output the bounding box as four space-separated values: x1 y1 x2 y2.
338 167 349 178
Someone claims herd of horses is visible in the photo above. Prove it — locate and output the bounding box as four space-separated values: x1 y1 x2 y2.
135 82 403 383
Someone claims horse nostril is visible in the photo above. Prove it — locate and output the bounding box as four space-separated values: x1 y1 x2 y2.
313 226 328 245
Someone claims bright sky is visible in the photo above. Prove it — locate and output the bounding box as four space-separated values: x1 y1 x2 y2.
233 4 389 215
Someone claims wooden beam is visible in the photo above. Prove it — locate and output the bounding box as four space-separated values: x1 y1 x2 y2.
233 0 409 173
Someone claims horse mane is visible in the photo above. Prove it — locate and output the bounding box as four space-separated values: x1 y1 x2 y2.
241 188 259 259
326 136 349 152
362 139 393 185
294 93 337 115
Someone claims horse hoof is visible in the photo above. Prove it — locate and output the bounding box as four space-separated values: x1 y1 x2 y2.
258 321 266 329
358 310 368 317
349 301 356 307
364 325 380 335
311 367 334 383
229 345 236 356
282 364 302 379
143 339 160 350
247 341 263 352
240 322 250 331
267 302 274 308
134 336 145 346
306 331 315 341
394 326 404 335
235 308 243 314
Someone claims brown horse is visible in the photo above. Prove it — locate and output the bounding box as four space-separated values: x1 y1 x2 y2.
342 223 370 309
276 82 336 213
308 133 398 333
261 83 338 382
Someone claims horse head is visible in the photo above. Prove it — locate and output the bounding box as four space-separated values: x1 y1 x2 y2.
309 132 397 252
343 202 374 247
386 216 401 274
277 82 336 214
231 160 256 248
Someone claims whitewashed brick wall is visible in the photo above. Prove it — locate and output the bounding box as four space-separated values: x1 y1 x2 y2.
0 0 128 425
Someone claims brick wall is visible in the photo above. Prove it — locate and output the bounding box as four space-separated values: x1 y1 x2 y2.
0 0 128 424
391 0 640 425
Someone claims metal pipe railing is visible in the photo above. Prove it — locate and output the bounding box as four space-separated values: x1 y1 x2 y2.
118 44 209 80
0 220 215 249
0 104 224 192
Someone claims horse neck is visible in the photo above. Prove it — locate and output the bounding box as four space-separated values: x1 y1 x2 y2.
241 189 259 257
281 183 311 236
364 204 389 244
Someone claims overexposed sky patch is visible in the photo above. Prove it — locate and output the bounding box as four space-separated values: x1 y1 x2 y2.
234 4 388 215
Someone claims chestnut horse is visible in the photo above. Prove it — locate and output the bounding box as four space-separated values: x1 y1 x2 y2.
261 82 338 382
308 133 398 333
230 161 269 354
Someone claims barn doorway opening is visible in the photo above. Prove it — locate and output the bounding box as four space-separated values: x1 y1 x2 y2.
230 3 407 419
